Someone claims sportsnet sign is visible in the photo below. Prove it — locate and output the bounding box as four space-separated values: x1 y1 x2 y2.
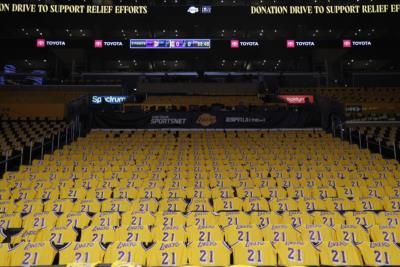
278 95 314 104
150 116 187 125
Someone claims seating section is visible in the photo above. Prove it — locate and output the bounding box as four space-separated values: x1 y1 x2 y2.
1 130 400 266
0 119 68 157
0 90 85 119
353 125 400 148
282 87 400 121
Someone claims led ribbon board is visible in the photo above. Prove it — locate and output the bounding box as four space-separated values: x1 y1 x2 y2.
129 39 211 49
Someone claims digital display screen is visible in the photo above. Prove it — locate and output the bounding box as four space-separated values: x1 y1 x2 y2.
129 39 211 49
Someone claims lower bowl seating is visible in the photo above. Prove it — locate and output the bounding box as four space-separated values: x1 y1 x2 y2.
0 130 400 266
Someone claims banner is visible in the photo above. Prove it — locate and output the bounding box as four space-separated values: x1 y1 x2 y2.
1 3 399 15
0 3 147 14
91 109 321 129
250 4 400 15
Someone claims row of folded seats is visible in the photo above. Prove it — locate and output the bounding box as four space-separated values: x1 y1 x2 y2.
3 240 400 266
2 210 400 242
1 194 400 213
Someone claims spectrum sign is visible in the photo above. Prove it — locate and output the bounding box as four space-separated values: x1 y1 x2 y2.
91 95 127 104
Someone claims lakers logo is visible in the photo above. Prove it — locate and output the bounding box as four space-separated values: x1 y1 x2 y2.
196 113 216 127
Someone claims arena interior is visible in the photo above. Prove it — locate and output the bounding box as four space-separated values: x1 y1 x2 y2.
1 0 400 266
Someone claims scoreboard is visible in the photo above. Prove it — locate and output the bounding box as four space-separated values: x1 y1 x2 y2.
129 39 211 49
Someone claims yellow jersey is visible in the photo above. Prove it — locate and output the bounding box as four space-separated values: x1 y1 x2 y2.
357 242 400 266
44 199 74 213
369 224 400 242
146 242 187 267
91 212 121 227
154 212 187 227
104 241 147 265
187 241 231 267
101 198 132 212
121 211 155 226
269 198 298 212
232 241 277 266
224 224 263 245
158 198 187 212
249 212 282 227
115 225 152 243
383 197 400 211
297 198 327 212
275 241 320 266
130 198 158 213
81 225 117 243
0 212 22 228
56 212 91 228
313 186 337 199
319 241 363 266
152 225 187 242
58 242 106 264
35 226 78 244
376 211 400 226
312 211 345 227
86 188 112 200
72 199 101 213
218 212 250 227
282 211 313 229
16 199 43 214
298 224 336 245
186 225 224 242
213 198 243 212
261 224 302 242
355 197 383 211
242 198 269 212
186 212 217 227
22 212 58 230
161 188 187 199
37 187 59 200
187 199 213 212
186 188 212 199
211 187 235 199
344 211 377 229
113 187 139 199
334 224 370 243
236 187 262 198
9 242 57 266
325 198 355 212
60 187 87 199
